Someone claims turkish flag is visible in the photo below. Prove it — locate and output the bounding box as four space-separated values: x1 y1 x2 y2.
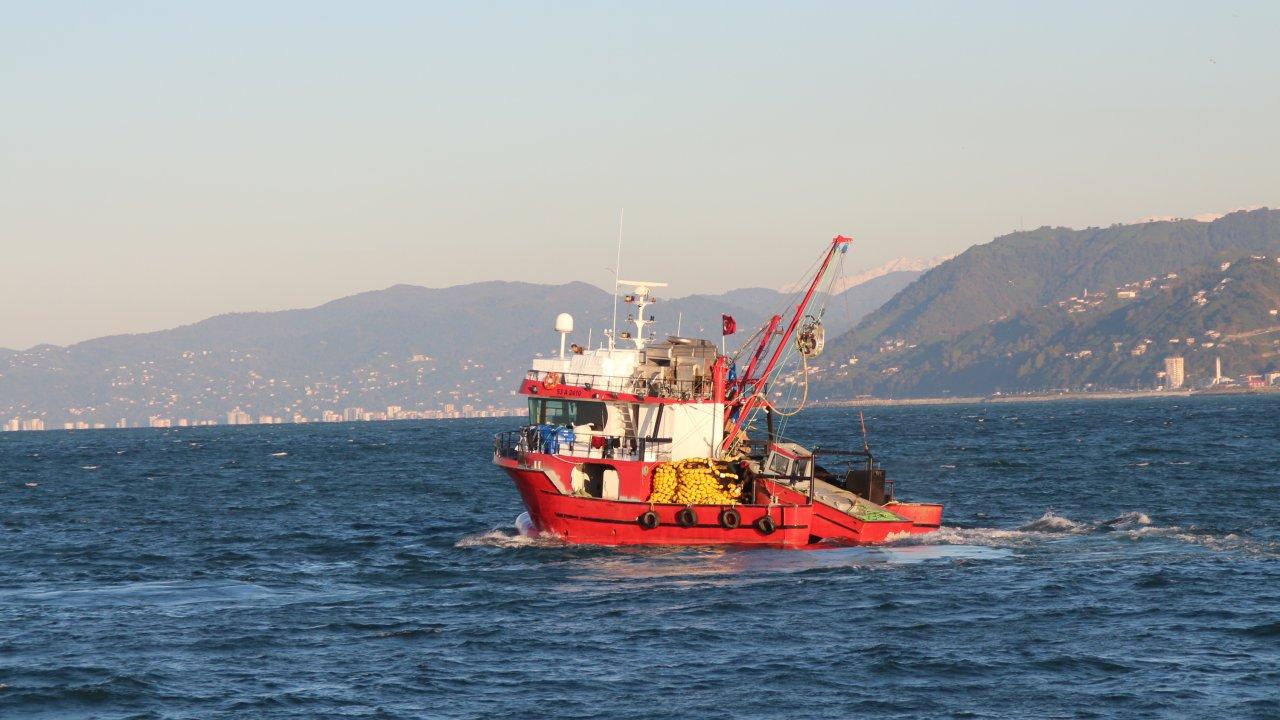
721 314 737 335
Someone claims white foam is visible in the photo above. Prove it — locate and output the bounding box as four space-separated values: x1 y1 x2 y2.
1018 510 1087 533
889 510 1277 557
886 525 1053 548
887 510 1152 547
1120 524 1277 556
455 526 564 549
1100 511 1151 528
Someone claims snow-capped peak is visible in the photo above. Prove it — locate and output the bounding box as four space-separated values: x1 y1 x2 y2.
783 256 950 293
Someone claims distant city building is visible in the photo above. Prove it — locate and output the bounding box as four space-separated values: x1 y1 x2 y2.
227 407 252 425
1163 357 1185 389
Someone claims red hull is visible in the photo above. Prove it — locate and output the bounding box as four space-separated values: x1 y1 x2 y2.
496 453 942 548
502 459 811 547
884 501 944 534
763 479 916 543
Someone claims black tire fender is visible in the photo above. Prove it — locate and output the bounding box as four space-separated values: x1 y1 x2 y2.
676 507 698 528
719 507 741 530
755 514 777 535
638 510 660 530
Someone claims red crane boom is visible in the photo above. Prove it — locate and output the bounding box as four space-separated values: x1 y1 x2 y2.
720 235 851 454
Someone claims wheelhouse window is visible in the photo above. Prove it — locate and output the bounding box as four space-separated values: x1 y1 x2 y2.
767 452 792 476
528 398 607 430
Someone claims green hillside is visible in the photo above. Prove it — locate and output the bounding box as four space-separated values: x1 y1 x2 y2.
814 255 1280 397
829 209 1280 361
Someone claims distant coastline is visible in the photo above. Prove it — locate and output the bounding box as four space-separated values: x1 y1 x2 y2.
818 386 1280 408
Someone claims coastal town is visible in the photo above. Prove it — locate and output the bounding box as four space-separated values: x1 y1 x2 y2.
4 256 1279 434
1 403 522 433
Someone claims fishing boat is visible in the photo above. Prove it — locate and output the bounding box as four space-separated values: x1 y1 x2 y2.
492 235 942 547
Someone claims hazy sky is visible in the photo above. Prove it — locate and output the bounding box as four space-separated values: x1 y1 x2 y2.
3 2 1279 349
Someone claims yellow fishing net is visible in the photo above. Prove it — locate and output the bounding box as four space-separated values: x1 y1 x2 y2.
647 458 743 505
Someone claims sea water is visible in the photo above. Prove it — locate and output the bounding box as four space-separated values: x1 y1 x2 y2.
2 396 1278 718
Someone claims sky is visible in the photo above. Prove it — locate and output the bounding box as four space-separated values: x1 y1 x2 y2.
3 2 1279 349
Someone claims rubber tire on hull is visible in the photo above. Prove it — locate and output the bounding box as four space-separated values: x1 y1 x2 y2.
638 510 660 530
676 507 698 528
719 508 741 530
755 515 776 535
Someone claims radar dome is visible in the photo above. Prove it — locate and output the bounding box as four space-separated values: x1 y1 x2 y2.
555 313 574 333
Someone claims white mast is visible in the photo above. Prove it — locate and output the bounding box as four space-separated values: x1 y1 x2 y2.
618 280 667 350
609 208 624 353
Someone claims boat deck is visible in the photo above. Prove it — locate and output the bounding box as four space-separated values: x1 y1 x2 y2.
785 477 906 522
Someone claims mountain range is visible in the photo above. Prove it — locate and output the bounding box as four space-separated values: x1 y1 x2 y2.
4 207 1280 427
0 272 920 425
830 208 1280 354
780 255 949 294
815 208 1280 397
815 253 1280 397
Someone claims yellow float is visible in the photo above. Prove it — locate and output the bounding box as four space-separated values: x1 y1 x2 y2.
647 458 743 505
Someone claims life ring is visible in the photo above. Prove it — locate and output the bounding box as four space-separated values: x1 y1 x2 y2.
637 510 660 530
755 514 776 535
543 372 561 388
719 507 741 530
676 507 698 528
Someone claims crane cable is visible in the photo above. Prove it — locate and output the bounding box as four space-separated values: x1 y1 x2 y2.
768 352 809 418
771 250 844 425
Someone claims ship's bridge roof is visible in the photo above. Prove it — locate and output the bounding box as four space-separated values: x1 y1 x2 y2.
532 348 640 380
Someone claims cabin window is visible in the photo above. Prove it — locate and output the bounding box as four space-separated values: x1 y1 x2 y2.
528 398 607 430
768 452 792 476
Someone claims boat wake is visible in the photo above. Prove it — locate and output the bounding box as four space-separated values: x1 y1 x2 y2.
455 525 565 550
1116 523 1278 556
887 510 1275 556
457 510 1275 558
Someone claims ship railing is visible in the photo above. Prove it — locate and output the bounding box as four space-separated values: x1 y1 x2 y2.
526 369 715 400
494 426 673 463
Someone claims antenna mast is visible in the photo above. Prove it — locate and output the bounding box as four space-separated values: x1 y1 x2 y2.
609 208 624 353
